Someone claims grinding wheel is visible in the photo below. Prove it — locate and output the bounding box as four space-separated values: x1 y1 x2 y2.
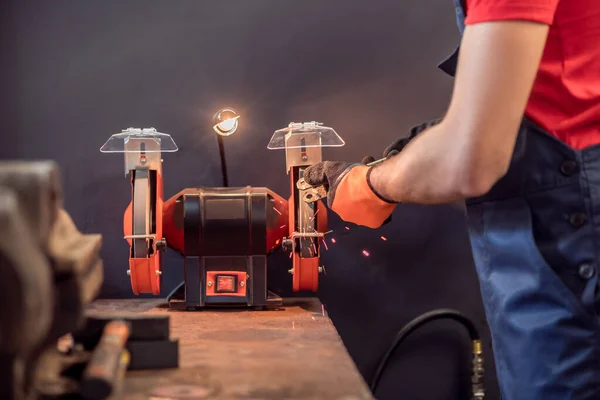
132 169 151 258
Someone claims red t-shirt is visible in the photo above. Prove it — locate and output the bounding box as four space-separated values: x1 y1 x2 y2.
464 0 600 150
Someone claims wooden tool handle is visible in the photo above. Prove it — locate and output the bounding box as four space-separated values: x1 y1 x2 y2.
81 320 130 400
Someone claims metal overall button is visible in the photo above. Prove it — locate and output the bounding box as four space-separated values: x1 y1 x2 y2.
578 263 595 280
560 160 578 176
569 212 588 228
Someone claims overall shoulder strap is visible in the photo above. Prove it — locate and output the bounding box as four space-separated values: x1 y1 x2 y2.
438 0 467 77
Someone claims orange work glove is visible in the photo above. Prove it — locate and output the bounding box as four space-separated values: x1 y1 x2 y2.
303 161 397 229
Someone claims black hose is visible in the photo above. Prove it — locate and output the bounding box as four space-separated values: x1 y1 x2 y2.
370 309 482 397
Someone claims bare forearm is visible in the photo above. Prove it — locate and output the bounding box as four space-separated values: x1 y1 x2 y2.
369 122 481 204
369 21 549 205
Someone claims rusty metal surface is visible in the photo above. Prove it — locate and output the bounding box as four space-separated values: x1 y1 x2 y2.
88 298 373 400
0 161 104 400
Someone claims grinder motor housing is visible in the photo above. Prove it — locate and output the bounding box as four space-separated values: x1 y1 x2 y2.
164 187 289 308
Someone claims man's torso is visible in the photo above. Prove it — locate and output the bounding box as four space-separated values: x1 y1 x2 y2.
464 0 600 150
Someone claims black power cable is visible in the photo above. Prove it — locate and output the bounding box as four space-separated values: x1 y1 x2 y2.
370 308 485 399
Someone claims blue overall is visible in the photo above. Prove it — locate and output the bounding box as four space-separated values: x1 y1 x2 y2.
437 1 600 399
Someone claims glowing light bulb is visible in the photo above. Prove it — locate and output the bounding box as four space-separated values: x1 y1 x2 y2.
213 108 240 136
218 118 237 132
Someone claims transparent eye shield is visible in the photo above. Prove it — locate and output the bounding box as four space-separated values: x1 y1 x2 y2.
267 121 344 150
100 128 178 153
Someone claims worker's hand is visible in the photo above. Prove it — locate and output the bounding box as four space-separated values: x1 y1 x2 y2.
361 155 377 164
303 161 397 229
383 118 443 158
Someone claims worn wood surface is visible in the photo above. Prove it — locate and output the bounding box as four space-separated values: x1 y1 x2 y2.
87 298 373 400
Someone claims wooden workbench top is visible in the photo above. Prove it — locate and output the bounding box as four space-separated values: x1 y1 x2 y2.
88 298 373 400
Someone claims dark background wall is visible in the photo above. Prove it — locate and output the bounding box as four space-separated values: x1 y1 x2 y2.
0 1 499 398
